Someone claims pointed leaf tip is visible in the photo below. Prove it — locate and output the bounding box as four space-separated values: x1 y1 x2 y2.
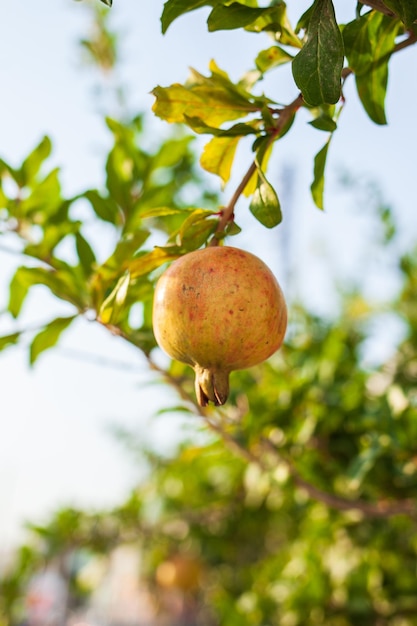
292 0 343 106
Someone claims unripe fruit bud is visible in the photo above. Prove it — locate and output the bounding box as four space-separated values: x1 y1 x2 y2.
153 246 287 406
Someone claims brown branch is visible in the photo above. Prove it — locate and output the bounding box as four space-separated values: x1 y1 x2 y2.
261 438 417 519
292 470 417 519
209 93 304 246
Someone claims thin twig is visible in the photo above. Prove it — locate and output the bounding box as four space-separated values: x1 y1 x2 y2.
209 93 303 245
261 438 417 519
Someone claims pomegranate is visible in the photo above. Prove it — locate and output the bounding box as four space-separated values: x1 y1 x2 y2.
152 246 287 406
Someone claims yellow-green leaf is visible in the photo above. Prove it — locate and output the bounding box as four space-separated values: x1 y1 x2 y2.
200 136 240 184
99 271 131 325
30 316 77 366
255 46 294 74
127 246 182 279
311 136 332 210
152 63 259 128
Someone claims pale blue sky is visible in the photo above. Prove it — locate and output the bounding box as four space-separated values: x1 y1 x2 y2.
0 0 416 550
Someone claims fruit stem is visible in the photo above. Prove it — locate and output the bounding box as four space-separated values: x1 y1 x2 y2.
209 92 304 247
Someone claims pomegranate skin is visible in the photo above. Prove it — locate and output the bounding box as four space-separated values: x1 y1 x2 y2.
152 246 287 406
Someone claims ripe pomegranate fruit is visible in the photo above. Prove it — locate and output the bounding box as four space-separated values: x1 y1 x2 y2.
152 246 287 406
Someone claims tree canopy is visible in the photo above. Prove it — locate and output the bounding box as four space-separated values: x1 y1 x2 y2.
1 1 417 625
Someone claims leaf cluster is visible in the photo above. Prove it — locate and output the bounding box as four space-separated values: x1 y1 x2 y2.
3 252 417 624
0 118 219 365
152 0 417 215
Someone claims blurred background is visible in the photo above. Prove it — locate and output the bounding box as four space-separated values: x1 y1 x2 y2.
1 1 417 625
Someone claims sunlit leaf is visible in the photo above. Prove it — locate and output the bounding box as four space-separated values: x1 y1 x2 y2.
292 0 344 106
255 46 294 74
29 315 77 366
0 332 21 352
244 3 302 47
178 209 218 250
140 207 185 219
20 136 52 186
96 230 151 281
343 12 402 124
184 116 258 137
127 246 183 279
152 62 260 127
99 271 131 324
18 168 62 219
200 136 240 184
151 136 194 169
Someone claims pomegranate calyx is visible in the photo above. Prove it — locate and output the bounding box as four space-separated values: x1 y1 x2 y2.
194 365 229 407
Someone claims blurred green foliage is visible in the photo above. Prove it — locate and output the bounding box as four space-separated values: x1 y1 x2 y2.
1 2 417 625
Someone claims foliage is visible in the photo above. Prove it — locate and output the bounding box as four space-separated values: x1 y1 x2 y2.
2 248 417 623
150 0 417 217
1 1 417 625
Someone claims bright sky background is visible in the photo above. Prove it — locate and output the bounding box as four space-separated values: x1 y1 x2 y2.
0 0 416 553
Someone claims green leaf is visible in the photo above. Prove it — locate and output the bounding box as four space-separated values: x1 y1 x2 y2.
309 114 337 132
18 168 62 220
97 229 151 281
343 12 402 124
244 4 302 47
161 0 216 33
75 232 97 277
20 136 52 186
127 246 182 279
311 136 332 210
30 316 77 366
383 0 417 28
8 268 32 318
151 136 194 169
184 116 258 137
249 167 282 228
0 332 21 352
200 136 240 184
255 46 294 74
8 266 85 318
84 189 121 225
178 209 218 250
140 206 186 219
152 62 259 127
207 4 274 32
292 0 344 106
99 271 130 324
23 220 79 262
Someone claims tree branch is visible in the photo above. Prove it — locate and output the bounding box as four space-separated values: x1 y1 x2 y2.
209 93 303 245
261 438 417 519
